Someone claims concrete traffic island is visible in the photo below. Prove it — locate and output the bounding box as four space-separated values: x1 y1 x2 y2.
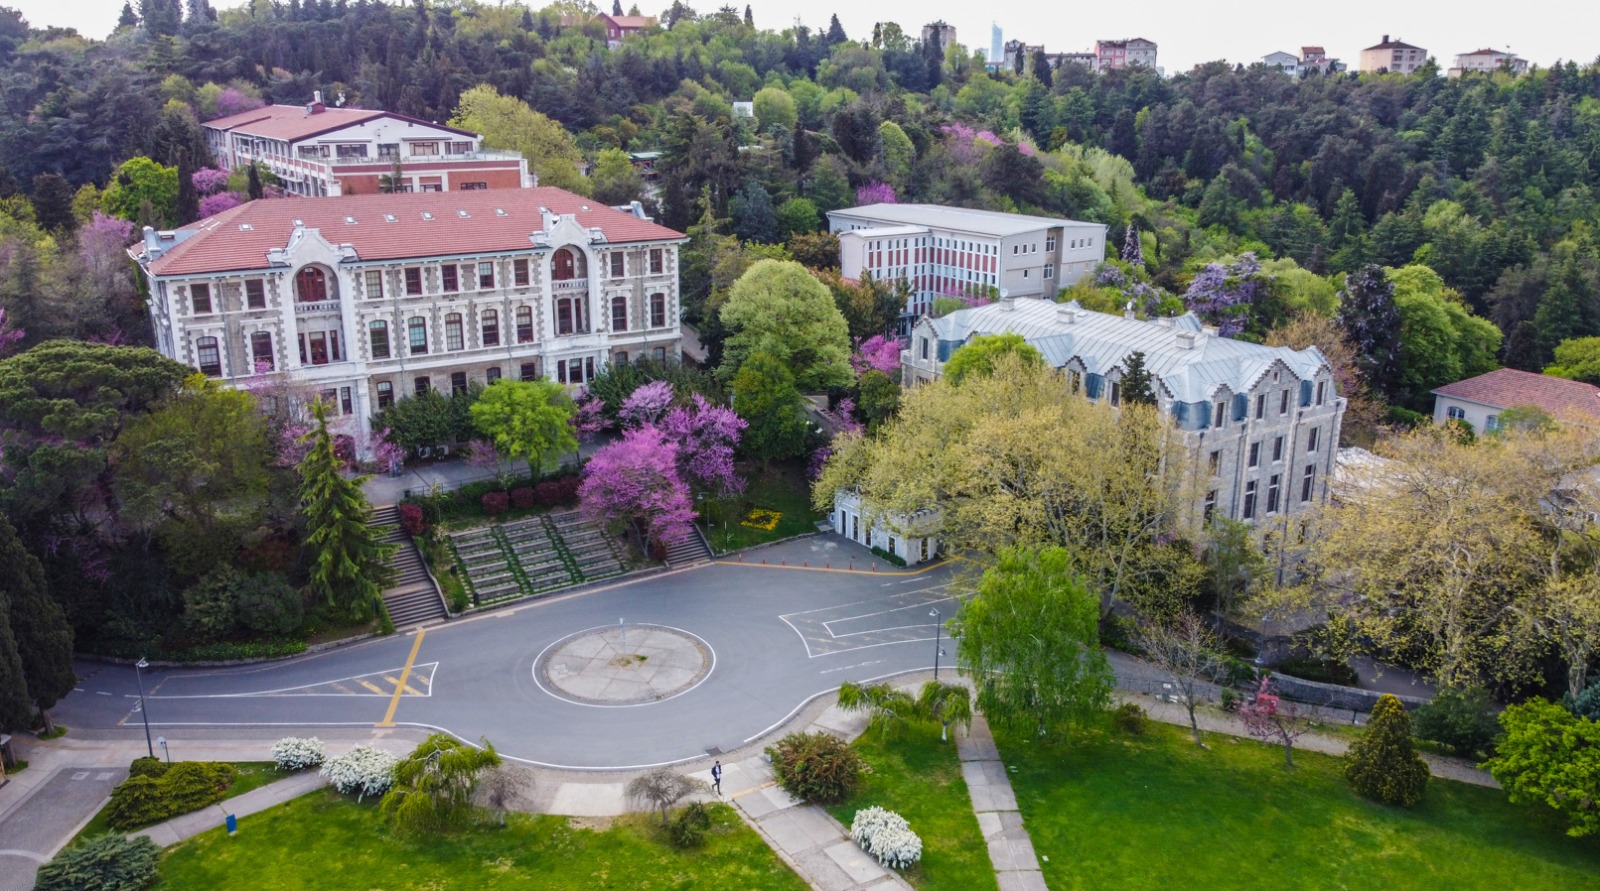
536 624 712 705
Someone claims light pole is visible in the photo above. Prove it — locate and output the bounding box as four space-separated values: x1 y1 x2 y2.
157 736 170 764
134 656 154 759
929 607 943 680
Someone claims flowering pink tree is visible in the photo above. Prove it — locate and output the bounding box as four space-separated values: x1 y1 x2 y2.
579 426 696 547
192 168 230 195
619 380 675 428
199 192 243 218
213 87 265 119
832 397 864 436
851 335 901 378
0 307 22 355
661 394 747 497
1238 677 1314 767
372 427 405 476
572 391 609 441
856 181 896 205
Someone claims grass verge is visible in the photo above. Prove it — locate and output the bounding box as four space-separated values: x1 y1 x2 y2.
996 719 1600 889
73 761 282 843
705 461 820 552
825 725 996 891
152 790 808 890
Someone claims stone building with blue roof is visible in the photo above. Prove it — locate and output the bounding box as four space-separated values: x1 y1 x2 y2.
901 296 1347 522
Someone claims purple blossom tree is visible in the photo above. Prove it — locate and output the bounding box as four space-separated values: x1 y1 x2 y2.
851 335 902 378
466 438 500 472
1121 225 1144 267
856 181 897 205
661 394 747 497
1238 677 1314 767
372 427 405 476
192 167 231 195
832 397 864 436
1182 252 1270 337
572 391 609 440
199 192 243 218
807 445 832 480
579 426 696 547
213 87 265 119
618 380 675 428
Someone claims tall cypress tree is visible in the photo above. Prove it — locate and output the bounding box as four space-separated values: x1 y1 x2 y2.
1120 351 1157 406
1345 693 1429 807
0 594 31 732
247 163 264 200
298 402 395 624
0 519 73 734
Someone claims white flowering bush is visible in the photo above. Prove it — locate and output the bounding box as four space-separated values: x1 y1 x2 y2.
849 806 922 869
270 736 326 772
320 745 399 800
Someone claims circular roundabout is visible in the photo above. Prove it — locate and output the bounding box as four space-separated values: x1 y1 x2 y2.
534 623 714 707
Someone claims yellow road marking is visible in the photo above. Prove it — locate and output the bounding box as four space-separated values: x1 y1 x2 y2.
402 685 423 696
357 679 386 694
383 675 425 697
377 628 426 727
717 559 949 577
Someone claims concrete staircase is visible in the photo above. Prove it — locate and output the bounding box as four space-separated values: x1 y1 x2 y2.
371 504 448 628
664 526 713 567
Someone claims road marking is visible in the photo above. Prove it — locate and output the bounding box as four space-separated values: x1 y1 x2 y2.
357 679 386 695
819 659 886 674
779 587 958 657
377 628 426 727
718 559 949 577
150 662 437 698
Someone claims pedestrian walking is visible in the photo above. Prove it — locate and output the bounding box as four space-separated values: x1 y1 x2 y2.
711 760 723 796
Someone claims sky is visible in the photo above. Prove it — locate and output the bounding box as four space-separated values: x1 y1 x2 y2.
12 0 1598 74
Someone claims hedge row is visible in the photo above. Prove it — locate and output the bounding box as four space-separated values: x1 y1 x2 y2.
104 760 237 830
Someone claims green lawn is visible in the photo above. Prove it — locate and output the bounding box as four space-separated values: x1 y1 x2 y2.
74 761 281 843
826 725 996 891
704 462 820 552
153 789 809 891
995 721 1600 890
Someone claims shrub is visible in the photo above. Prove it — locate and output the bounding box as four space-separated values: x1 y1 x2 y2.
1345 694 1429 807
1414 686 1500 757
668 800 713 848
869 546 907 567
1568 680 1600 721
1099 612 1140 655
649 539 667 562
104 761 237 830
510 486 536 509
850 806 923 869
398 503 426 536
534 476 581 506
766 732 869 804
271 737 326 771
481 491 510 516
1112 702 1148 735
34 833 160 891
1275 655 1359 687
1220 688 1241 712
128 756 169 780
321 744 398 801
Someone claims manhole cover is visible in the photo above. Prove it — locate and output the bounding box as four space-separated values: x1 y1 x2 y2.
535 624 713 706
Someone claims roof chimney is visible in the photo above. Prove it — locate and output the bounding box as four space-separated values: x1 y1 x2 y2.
1124 300 1136 320
1382 34 1389 44
997 296 1015 312
1176 331 1198 349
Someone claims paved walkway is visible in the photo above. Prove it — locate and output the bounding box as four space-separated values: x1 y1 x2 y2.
957 715 1046 891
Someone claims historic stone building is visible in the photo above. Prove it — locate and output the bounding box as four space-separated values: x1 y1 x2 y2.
131 188 685 455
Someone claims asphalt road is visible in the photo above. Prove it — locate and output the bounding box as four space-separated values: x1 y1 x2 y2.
55 559 960 770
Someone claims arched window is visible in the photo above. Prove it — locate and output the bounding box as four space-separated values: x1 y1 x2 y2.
408 316 428 354
552 247 587 280
369 320 390 360
295 266 329 303
481 309 500 347
445 312 463 351
516 306 534 343
196 336 221 376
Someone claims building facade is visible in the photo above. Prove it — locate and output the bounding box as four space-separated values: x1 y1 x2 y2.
1449 48 1529 77
597 14 656 49
827 204 1108 323
1261 51 1302 77
131 188 685 455
1096 37 1158 70
1358 35 1428 74
203 98 533 198
1299 46 1347 75
922 21 957 50
831 490 940 566
902 298 1345 523
1431 368 1600 435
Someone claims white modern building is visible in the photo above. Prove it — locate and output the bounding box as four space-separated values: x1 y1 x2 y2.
902 297 1346 522
827 204 1108 322
131 188 686 455
203 96 533 198
1359 35 1428 74
1261 51 1302 77
1449 48 1530 77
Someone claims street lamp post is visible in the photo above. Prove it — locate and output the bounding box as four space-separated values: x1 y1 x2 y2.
134 657 154 759
157 736 170 764
929 607 943 680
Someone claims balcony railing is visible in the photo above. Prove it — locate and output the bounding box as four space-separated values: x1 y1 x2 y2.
295 300 341 315
552 278 589 292
327 149 527 167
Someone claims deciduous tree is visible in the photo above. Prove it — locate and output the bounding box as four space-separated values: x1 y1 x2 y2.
380 733 502 834
449 85 588 194
470 379 578 477
1486 698 1600 837
1135 610 1225 746
1238 677 1312 768
719 259 853 390
730 350 809 464
579 425 695 547
942 333 1042 385
626 767 708 825
956 546 1113 736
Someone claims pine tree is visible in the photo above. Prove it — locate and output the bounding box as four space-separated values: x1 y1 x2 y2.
825 14 846 46
1121 223 1144 268
743 4 753 27
118 1 140 28
0 519 74 734
612 0 623 15
1120 351 1156 406
30 174 75 233
0 594 32 732
1337 265 1402 400
247 163 263 200
1345 694 1429 807
298 402 395 624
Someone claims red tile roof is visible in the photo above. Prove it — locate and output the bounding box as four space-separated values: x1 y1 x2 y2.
146 188 684 276
202 105 474 143
1433 368 1600 420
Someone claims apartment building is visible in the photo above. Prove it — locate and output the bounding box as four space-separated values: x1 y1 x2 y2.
901 297 1345 522
130 188 685 455
1449 48 1530 77
1359 35 1429 74
828 204 1107 324
1095 37 1158 71
203 96 533 197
